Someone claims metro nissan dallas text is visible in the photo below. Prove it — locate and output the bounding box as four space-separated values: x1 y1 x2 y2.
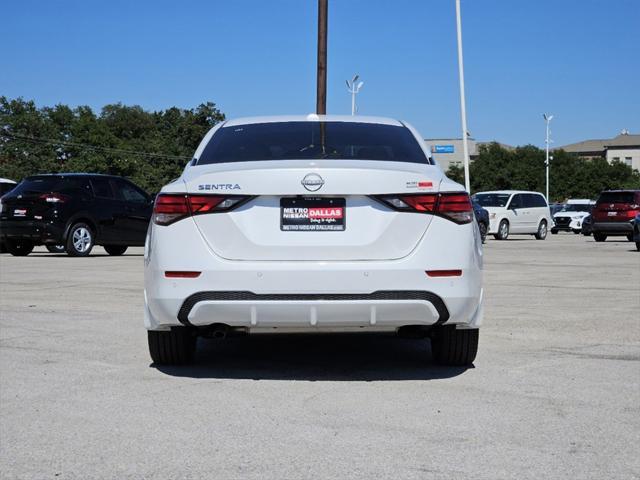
144 115 483 366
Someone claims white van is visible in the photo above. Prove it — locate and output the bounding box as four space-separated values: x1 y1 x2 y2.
473 190 552 240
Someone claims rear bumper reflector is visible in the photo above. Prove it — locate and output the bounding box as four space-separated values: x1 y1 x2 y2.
426 270 462 277
165 271 202 278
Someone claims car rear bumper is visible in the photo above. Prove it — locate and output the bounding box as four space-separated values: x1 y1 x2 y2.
144 216 484 333
0 219 64 244
592 221 633 235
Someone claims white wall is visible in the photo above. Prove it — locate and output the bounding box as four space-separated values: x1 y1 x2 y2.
607 148 640 172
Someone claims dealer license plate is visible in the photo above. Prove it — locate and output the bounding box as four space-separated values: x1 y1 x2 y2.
281 197 345 231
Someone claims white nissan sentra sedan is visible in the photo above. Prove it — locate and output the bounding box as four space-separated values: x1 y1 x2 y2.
144 115 483 366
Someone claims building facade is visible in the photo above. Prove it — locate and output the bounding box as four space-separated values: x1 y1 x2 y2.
424 138 513 171
557 131 640 171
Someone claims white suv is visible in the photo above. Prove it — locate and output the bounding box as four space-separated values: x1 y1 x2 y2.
474 190 552 240
144 115 483 366
551 199 594 234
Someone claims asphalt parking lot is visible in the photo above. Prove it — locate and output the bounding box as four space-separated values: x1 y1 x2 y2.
1 235 639 479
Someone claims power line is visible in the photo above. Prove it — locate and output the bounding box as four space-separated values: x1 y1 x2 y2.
0 132 191 161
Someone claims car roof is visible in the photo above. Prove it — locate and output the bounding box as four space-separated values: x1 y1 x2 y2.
475 190 544 195
25 173 120 178
599 189 640 193
222 114 404 127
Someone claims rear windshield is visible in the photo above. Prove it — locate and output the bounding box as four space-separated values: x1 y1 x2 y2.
11 176 89 195
197 121 430 165
474 193 511 207
597 191 636 204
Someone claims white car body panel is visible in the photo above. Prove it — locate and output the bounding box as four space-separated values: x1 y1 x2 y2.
144 115 483 334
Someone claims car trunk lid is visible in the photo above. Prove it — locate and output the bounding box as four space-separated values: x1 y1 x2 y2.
181 160 444 261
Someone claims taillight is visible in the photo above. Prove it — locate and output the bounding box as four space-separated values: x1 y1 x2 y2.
437 193 474 223
153 194 251 226
39 193 69 203
374 192 473 224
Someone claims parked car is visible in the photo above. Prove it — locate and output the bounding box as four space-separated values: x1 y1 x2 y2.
145 115 483 366
473 190 552 240
634 213 640 251
549 203 564 217
591 190 640 242
581 214 593 236
0 178 18 253
472 199 489 243
0 177 17 196
551 199 594 234
0 173 153 256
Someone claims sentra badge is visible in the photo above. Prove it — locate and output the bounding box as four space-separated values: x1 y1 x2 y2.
198 184 241 191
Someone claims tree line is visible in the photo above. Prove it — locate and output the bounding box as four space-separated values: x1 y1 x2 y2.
0 96 225 193
446 142 640 202
2 97 638 200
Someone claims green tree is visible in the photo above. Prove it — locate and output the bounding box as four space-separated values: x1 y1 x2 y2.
446 142 640 201
0 97 225 192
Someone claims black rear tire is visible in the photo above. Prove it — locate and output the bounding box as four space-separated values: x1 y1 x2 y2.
551 229 558 235
636 241 640 252
6 239 34 256
593 232 607 242
478 222 487 244
626 234 634 242
495 220 509 240
148 328 197 365
104 245 128 256
46 244 66 253
535 220 548 240
431 326 479 366
65 222 94 257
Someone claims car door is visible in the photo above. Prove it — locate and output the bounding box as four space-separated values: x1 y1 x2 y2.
89 177 120 243
506 193 526 232
530 194 550 231
112 179 152 245
520 194 538 232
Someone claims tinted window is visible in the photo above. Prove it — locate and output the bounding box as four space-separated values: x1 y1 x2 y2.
11 176 65 194
0 183 16 195
115 180 147 203
525 194 547 208
473 193 511 207
508 194 523 209
597 191 636 204
197 121 430 165
91 178 115 199
10 176 90 195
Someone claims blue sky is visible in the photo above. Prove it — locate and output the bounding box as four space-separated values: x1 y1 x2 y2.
2 0 638 147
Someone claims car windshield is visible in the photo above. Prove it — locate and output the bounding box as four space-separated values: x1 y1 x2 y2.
473 193 511 207
197 121 430 165
559 204 591 213
10 176 66 194
597 192 635 203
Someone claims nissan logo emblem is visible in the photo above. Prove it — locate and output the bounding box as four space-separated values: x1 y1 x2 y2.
301 173 325 192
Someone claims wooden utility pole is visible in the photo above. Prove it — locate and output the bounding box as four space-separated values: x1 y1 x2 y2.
316 0 328 114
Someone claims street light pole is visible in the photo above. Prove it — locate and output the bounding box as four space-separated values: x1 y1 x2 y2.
544 113 553 202
316 0 328 115
346 75 364 115
455 0 471 193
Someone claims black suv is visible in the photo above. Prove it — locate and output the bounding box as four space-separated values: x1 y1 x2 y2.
0 174 152 256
